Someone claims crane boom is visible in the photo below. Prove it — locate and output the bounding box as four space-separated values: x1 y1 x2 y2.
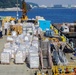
21 0 28 20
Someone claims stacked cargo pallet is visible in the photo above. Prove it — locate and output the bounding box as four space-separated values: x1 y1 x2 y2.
1 52 11 64
28 46 39 68
28 38 39 68
0 22 40 68
15 50 24 64
0 34 33 64
10 25 23 35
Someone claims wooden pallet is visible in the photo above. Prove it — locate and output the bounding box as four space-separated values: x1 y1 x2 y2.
30 68 39 69
1 63 10 65
15 63 24 65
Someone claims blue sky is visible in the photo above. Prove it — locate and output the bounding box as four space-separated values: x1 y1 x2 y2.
25 0 76 6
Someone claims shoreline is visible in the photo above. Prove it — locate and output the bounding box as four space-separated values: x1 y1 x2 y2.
0 10 22 12
0 7 22 12
0 7 76 11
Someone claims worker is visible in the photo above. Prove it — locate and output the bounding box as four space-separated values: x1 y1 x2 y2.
10 20 15 25
4 21 9 35
38 34 41 40
0 26 3 38
60 23 69 33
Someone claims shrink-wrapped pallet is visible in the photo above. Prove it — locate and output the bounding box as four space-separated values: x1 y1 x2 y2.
19 44 26 50
25 41 31 49
33 29 37 35
3 48 15 59
22 31 26 35
18 34 25 41
11 49 15 59
18 46 26 61
15 50 24 64
29 46 38 53
7 36 14 42
27 50 39 63
23 27 26 31
25 41 31 45
15 37 21 45
27 52 39 62
29 56 39 68
28 35 33 42
11 31 17 37
12 43 19 52
26 34 33 41
22 50 26 61
33 36 38 41
32 41 38 49
1 52 10 64
3 48 11 56
25 48 29 56
29 52 39 57
24 36 29 41
4 42 11 48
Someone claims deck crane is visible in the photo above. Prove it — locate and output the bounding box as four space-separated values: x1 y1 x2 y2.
21 0 28 20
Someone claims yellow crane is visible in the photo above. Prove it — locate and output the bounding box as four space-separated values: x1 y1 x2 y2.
21 0 28 20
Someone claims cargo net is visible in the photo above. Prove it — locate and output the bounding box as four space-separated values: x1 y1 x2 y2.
51 42 69 66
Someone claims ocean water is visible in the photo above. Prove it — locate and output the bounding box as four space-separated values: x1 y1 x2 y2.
0 8 76 23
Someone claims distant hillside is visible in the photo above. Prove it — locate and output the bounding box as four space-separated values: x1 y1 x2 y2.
0 0 20 8
0 0 31 10
27 2 39 8
0 0 39 9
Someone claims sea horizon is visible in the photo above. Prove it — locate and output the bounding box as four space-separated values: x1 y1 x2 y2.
0 8 76 23
0 7 76 11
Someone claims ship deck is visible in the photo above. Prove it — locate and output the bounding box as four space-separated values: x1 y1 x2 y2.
0 36 76 75
0 36 37 75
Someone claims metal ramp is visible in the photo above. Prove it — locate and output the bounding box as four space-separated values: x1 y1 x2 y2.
42 49 49 68
40 40 53 69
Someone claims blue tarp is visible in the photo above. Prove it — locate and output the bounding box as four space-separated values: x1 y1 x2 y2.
39 20 51 31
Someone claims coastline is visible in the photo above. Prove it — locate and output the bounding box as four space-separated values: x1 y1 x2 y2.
0 7 22 11
0 7 76 11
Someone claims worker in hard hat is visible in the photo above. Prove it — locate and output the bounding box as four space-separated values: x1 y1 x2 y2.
4 21 9 35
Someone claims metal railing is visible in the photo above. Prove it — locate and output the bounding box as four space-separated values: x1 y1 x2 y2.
52 24 74 50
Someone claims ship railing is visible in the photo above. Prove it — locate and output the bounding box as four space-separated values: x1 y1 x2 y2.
52 24 74 50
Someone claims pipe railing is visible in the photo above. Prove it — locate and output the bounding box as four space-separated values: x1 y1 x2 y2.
52 24 74 49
